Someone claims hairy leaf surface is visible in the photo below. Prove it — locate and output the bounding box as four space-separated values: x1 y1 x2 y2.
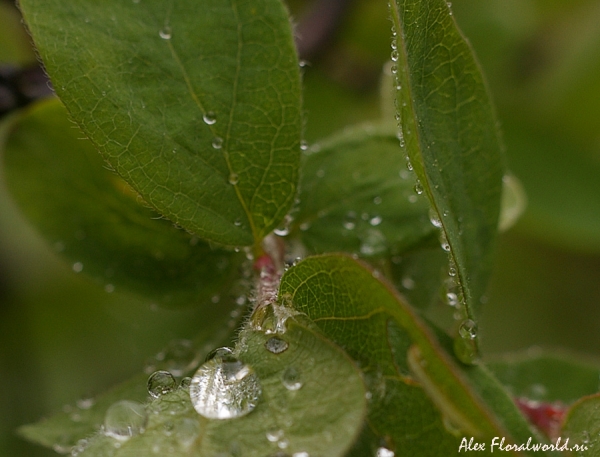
19 0 302 247
390 0 505 345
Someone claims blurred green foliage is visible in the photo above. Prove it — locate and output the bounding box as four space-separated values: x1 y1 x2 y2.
2 0 600 455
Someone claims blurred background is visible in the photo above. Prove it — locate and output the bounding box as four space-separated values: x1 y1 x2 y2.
2 0 600 455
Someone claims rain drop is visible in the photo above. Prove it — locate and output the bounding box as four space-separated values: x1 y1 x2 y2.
266 429 284 442
376 447 395 457
104 283 115 293
212 136 223 149
300 140 308 151
174 418 199 450
401 277 415 290
390 50 398 62
265 337 289 354
189 355 261 419
446 292 459 307
281 366 303 391
159 26 172 40
359 229 387 256
441 242 451 252
234 218 242 227
343 211 357 230
228 173 239 185
369 215 382 226
203 111 216 125
147 371 177 398
414 182 424 195
458 319 478 340
72 262 83 273
104 400 147 441
373 196 382 205
429 209 443 228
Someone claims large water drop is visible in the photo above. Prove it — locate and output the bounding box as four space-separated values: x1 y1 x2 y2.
203 111 216 125
281 366 303 391
104 400 147 441
189 354 261 419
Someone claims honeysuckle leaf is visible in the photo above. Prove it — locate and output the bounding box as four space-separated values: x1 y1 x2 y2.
292 123 436 258
2 99 245 308
390 0 505 359
22 321 366 456
487 350 600 404
279 255 551 456
19 0 302 247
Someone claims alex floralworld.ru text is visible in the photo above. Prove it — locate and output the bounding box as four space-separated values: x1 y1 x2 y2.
458 436 587 453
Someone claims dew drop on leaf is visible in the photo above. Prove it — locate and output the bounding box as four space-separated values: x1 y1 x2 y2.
376 447 395 457
159 26 172 40
147 370 177 398
103 400 147 441
72 262 83 273
414 182 424 195
212 136 223 149
189 355 261 419
458 319 478 340
265 336 289 354
266 428 284 442
174 418 200 451
202 111 216 125
228 172 239 185
281 366 303 391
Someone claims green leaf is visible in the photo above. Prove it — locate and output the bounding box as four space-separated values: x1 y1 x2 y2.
390 0 505 349
19 0 302 247
24 321 366 456
487 349 600 404
292 123 436 257
280 255 549 455
2 98 244 308
562 394 600 456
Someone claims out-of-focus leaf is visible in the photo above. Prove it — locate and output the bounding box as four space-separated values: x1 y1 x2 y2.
22 321 366 456
2 99 244 307
0 3 35 64
293 123 436 257
487 350 600 404
390 0 505 357
19 0 302 247
504 122 600 253
280 255 549 455
562 394 600 456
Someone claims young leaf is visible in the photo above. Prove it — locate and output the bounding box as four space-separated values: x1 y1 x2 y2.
19 0 302 247
2 99 244 308
562 394 600 455
25 321 366 456
280 255 549 455
390 0 505 354
293 123 436 257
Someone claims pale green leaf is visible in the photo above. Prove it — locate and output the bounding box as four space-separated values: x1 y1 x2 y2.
19 0 302 247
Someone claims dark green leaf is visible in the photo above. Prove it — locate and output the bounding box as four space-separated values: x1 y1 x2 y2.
3 99 244 307
390 0 505 348
487 349 600 404
562 394 600 456
19 0 302 247
280 255 549 455
23 321 366 456
293 123 436 257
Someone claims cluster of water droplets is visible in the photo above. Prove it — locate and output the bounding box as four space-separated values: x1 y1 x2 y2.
103 400 148 442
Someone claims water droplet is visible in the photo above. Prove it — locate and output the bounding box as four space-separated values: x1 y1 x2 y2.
189 354 261 419
76 398 95 410
373 196 383 205
147 371 177 398
414 182 424 195
459 320 477 340
300 140 308 151
266 429 284 442
278 438 290 449
401 277 415 290
234 218 242 226
448 266 457 277
274 215 292 237
104 400 147 441
212 137 223 149
293 452 310 457
281 366 303 391
203 111 216 125
376 447 395 457
180 377 192 389
343 211 357 230
159 26 172 40
205 346 234 362
72 262 83 273
299 221 311 231
104 283 115 293
429 209 443 228
316 169 325 178
360 229 387 256
265 337 289 354
228 173 239 185
172 417 199 450
390 65 398 74
390 50 399 62
441 242 451 252
446 292 459 307
369 215 382 226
